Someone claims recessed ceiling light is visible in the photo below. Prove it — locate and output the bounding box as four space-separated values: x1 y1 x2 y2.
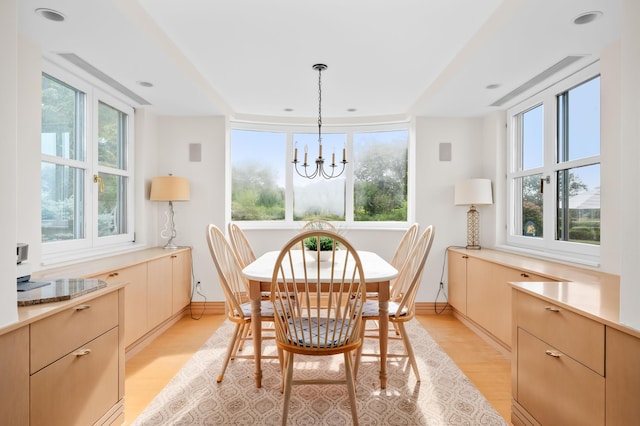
137 81 154 88
574 11 603 25
486 84 501 90
35 8 66 22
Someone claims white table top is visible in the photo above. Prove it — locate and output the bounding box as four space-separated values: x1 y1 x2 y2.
242 250 398 283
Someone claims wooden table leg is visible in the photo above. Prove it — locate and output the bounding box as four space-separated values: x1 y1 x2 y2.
378 281 389 389
249 279 262 388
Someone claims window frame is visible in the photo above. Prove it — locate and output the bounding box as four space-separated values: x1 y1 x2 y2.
506 62 600 264
41 61 135 263
227 120 413 230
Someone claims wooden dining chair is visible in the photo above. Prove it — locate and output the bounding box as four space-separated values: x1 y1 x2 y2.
367 223 419 313
271 230 366 426
354 225 435 382
390 223 420 271
300 219 337 231
206 224 277 383
227 222 256 269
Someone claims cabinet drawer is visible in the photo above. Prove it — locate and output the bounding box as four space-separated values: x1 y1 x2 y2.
30 327 119 426
517 328 604 426
515 291 604 374
31 291 118 373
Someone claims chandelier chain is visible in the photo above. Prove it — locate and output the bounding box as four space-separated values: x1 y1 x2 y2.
317 66 322 142
292 63 347 180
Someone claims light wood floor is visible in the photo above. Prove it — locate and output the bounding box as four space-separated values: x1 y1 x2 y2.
124 313 511 425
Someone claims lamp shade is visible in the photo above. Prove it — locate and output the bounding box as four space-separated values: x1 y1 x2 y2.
454 178 493 206
150 176 190 201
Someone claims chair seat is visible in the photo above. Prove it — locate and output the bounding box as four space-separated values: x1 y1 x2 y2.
361 300 408 318
237 300 276 317
288 317 356 348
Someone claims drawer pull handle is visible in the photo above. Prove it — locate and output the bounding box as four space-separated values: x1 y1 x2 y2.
73 349 92 357
545 350 561 358
520 273 529 278
108 272 119 278
75 305 91 311
462 255 468 259
545 306 560 313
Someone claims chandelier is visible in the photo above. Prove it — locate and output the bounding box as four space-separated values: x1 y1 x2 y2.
292 64 347 179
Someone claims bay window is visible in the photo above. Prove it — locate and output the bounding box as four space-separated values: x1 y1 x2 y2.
230 123 409 225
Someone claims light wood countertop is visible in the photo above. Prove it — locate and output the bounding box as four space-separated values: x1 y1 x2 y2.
448 248 639 338
32 246 191 280
449 247 619 287
2 246 191 336
0 282 126 336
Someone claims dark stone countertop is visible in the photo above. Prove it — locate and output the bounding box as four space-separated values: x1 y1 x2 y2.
17 278 107 306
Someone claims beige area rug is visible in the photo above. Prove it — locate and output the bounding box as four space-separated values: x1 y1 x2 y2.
132 320 508 425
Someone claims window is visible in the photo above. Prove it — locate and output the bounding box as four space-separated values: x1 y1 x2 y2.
354 130 408 221
230 123 409 225
293 132 346 220
507 64 600 261
41 63 134 259
230 129 286 221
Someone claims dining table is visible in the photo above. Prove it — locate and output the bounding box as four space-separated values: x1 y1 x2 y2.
242 249 398 389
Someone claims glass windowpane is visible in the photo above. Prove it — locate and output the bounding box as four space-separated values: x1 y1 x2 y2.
515 174 543 238
98 173 127 237
353 130 408 221
231 130 286 221
558 77 600 163
41 162 85 242
556 165 600 244
41 74 85 161
98 101 128 170
293 133 346 221
521 105 543 170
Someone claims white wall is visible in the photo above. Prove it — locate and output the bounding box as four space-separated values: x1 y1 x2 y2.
154 116 226 301
414 117 487 302
0 0 18 327
619 0 640 329
16 37 42 272
600 40 622 275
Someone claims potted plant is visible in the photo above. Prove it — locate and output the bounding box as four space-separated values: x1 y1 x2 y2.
304 236 338 261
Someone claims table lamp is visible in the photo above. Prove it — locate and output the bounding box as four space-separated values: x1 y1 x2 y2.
150 175 190 249
454 178 493 250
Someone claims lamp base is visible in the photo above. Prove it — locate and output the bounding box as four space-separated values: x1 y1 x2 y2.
466 205 482 249
163 242 179 250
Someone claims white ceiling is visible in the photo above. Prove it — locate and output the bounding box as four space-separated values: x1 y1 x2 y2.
18 0 622 120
